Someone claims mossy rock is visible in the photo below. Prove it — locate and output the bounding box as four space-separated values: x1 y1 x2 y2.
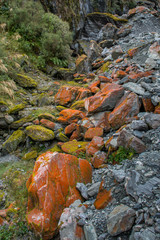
30 93 51 107
15 74 37 88
38 113 56 122
47 145 62 153
56 132 69 142
99 61 111 73
56 68 75 80
8 103 26 114
61 140 88 154
56 105 67 112
26 125 55 141
87 12 128 22
22 150 37 161
71 100 85 110
11 115 35 129
2 130 26 152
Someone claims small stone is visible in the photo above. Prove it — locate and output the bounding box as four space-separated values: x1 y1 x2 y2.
84 223 98 240
76 183 88 200
88 182 101 197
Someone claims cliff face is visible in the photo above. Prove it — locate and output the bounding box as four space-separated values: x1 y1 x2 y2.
39 0 159 37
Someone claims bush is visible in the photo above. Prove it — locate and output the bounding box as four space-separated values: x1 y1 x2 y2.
3 0 73 67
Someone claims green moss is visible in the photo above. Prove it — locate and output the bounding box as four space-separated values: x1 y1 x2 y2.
0 189 5 204
11 115 35 129
26 125 55 141
57 132 69 142
22 150 37 161
108 146 135 164
56 105 67 112
38 112 56 122
61 140 88 154
71 100 85 110
8 103 26 114
87 12 128 22
47 145 62 153
99 61 111 73
15 74 38 88
2 130 26 152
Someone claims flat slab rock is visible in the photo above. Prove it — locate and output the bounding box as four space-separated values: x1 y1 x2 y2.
107 204 136 236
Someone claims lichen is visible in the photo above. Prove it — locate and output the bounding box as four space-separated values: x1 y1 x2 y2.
8 103 26 114
22 150 37 161
87 12 128 22
26 125 55 141
2 130 26 152
15 74 38 88
71 100 85 110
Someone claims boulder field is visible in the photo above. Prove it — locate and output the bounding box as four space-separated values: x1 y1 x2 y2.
0 5 160 240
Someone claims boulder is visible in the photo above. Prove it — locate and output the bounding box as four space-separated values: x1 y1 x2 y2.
91 151 107 168
26 152 92 239
55 86 79 106
94 180 112 209
76 54 89 74
109 92 140 129
61 140 88 155
2 130 25 152
85 83 124 114
144 113 160 129
97 23 117 42
57 109 86 124
84 127 103 140
86 136 104 156
107 204 136 236
26 125 55 141
14 74 37 88
40 119 56 130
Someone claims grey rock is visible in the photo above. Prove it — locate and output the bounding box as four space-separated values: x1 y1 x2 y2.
76 182 88 200
144 113 160 129
131 120 148 131
151 95 160 106
111 45 124 60
87 182 101 197
125 170 140 201
123 82 145 95
112 169 126 183
130 227 156 240
4 115 14 124
84 223 98 240
107 204 136 236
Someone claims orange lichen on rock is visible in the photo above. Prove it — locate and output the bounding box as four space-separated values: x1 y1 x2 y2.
84 127 103 140
142 98 155 112
55 86 79 106
57 109 86 124
86 136 104 156
40 119 56 130
109 92 140 129
155 105 160 114
128 48 138 58
26 152 92 239
91 151 107 168
94 181 112 209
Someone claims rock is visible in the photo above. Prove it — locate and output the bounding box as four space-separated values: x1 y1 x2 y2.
40 119 56 130
56 132 69 142
148 42 160 60
131 120 148 131
86 136 104 156
84 127 103 140
89 112 111 132
61 140 88 155
8 103 26 114
111 45 124 60
58 200 86 240
144 113 160 129
109 92 140 129
11 115 35 129
14 74 37 88
4 115 14 124
87 182 101 197
84 223 98 240
76 54 89 74
76 183 88 200
2 130 25 152
38 113 56 122
55 68 75 80
91 151 107 168
112 169 126 183
142 98 155 112
94 180 112 210
22 150 37 161
107 204 136 236
130 227 156 240
85 83 124 114
97 23 117 42
55 86 79 106
71 100 85 110
26 152 92 239
57 109 86 124
88 40 102 63
26 125 55 141
123 82 145 95
117 129 146 153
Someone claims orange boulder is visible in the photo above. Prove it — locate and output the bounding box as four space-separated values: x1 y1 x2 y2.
94 181 112 209
84 127 103 140
85 83 124 113
142 98 155 112
40 119 56 130
109 92 140 129
86 136 104 156
91 151 107 168
55 86 79 106
57 109 86 124
26 152 92 239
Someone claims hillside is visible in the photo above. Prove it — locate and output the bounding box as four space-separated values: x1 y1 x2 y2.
0 1 160 240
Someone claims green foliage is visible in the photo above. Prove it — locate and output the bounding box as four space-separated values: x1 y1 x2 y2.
108 146 135 164
2 0 72 68
0 222 29 240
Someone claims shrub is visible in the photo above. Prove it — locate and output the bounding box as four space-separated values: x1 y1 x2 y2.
3 0 73 67
108 146 135 164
